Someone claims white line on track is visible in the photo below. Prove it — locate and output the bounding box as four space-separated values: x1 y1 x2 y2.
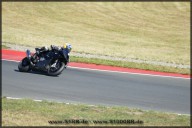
2 59 20 62
33 99 43 102
6 97 21 100
2 59 190 79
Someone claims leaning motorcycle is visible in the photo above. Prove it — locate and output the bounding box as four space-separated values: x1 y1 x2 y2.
18 47 68 76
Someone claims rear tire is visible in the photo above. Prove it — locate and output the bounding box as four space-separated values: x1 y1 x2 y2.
18 57 31 72
47 61 65 76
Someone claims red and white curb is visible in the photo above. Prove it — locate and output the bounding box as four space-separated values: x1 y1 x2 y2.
68 66 190 79
1 49 190 79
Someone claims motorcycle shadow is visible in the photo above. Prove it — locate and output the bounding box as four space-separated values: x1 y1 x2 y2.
14 69 59 77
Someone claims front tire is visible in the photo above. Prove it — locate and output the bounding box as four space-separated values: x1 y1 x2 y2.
18 57 31 72
47 60 65 76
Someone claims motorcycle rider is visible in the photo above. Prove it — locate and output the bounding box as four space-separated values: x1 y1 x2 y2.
33 43 72 68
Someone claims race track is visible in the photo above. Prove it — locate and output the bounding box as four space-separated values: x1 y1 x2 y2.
2 60 190 114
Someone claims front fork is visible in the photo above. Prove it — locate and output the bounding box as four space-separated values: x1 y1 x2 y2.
26 49 31 58
26 49 35 66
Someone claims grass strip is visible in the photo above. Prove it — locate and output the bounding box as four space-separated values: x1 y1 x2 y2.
2 44 9 49
2 98 190 126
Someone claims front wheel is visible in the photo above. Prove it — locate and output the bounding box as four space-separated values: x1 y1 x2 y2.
47 60 65 76
18 57 31 72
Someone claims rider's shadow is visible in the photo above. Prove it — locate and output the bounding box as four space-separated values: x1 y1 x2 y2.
14 69 59 77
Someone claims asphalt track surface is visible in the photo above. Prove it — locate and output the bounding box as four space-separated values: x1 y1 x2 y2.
2 60 190 114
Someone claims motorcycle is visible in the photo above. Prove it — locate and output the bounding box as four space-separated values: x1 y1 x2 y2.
18 47 68 76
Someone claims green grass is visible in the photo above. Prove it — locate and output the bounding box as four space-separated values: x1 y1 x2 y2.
2 44 9 49
2 2 190 65
71 56 190 75
2 98 190 126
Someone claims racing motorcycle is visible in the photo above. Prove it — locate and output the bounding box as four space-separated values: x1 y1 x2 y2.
18 47 68 76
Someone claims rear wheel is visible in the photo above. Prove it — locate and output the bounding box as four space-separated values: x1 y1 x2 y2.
47 60 65 76
18 57 31 72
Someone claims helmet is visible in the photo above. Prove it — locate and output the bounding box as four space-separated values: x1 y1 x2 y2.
64 43 72 52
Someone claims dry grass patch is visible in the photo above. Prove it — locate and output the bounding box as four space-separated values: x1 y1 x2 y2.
2 2 190 65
